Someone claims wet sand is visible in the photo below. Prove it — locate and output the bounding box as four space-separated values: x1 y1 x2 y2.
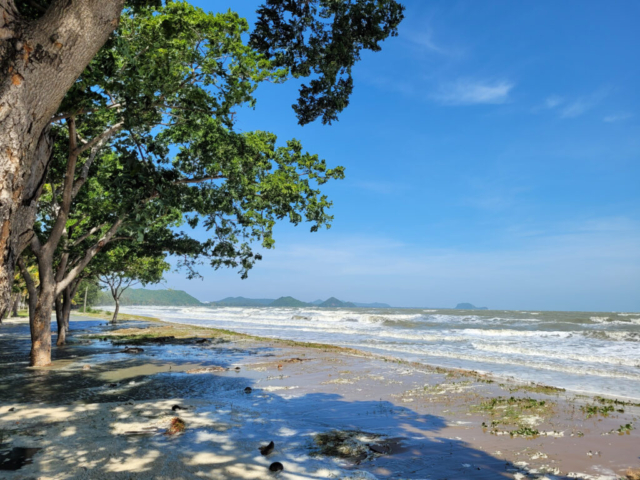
0 316 639 479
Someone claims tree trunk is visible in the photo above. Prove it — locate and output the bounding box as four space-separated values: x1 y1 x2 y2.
0 0 126 316
62 285 72 336
54 294 65 346
111 299 119 324
11 291 19 316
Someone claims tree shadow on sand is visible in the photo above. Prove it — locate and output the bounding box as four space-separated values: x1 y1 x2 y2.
0 320 585 479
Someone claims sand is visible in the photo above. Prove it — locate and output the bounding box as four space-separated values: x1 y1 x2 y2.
0 316 639 479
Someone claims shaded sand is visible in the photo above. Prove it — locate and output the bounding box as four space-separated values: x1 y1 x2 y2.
0 316 639 479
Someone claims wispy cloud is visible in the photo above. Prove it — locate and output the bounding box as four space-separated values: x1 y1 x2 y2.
560 99 594 118
433 79 514 105
404 27 463 58
544 96 564 109
603 112 633 123
558 90 609 118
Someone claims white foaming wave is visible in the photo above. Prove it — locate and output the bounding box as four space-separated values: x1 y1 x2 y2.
590 316 610 323
618 313 640 316
361 343 640 382
459 328 574 339
584 331 640 342
470 342 640 368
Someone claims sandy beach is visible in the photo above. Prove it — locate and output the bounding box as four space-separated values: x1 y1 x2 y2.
1 315 639 480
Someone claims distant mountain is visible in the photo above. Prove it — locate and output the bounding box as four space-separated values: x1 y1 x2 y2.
353 302 391 308
269 296 311 307
207 296 387 308
214 296 274 307
319 297 356 308
98 288 203 306
455 303 488 310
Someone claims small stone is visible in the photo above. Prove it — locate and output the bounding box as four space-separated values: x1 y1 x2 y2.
269 462 283 472
259 441 274 455
123 347 144 354
171 405 185 411
244 387 252 394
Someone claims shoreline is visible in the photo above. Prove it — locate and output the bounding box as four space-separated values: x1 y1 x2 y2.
1 314 639 479
87 308 640 403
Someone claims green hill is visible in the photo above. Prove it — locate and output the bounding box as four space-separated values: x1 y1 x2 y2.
269 296 311 307
98 288 203 306
214 296 274 307
319 297 356 308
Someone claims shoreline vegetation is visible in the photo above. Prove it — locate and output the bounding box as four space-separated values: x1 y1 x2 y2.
1 312 639 479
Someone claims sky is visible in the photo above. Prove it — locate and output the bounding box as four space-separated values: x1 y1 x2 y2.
158 0 640 312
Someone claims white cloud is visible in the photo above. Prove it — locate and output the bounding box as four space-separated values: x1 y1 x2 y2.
544 96 564 109
560 98 594 118
433 79 514 105
559 89 609 118
603 113 633 123
406 29 450 55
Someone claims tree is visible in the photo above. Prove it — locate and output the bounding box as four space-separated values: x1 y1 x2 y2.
20 2 344 366
99 249 169 323
0 0 404 316
73 278 101 311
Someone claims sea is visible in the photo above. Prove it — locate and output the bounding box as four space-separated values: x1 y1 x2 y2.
111 306 640 400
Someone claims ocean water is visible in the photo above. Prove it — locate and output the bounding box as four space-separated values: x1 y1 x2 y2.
111 306 640 400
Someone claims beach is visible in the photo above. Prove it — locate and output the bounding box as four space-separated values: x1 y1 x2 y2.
1 314 639 479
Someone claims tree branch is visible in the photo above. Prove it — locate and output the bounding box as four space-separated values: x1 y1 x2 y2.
56 217 125 295
70 222 108 247
75 121 124 156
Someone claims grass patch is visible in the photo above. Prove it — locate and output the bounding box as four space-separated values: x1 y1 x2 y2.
510 426 540 437
508 383 565 395
82 324 370 355
593 396 640 407
76 310 162 323
580 404 621 418
474 396 554 432
617 423 634 434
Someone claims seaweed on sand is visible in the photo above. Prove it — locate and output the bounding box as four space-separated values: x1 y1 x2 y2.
311 430 383 462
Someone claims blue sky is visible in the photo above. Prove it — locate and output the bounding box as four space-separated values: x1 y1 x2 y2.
160 0 640 311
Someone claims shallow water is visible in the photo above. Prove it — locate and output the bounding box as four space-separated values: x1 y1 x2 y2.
109 306 640 400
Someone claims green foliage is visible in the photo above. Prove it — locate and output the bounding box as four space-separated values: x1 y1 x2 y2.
41 1 346 285
250 0 405 124
617 423 634 434
581 404 617 418
73 279 102 308
98 288 202 306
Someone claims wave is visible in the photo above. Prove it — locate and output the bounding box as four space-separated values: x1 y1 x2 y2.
470 342 640 368
359 343 640 381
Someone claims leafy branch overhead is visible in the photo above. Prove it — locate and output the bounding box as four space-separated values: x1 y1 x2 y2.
42 2 346 282
250 0 405 124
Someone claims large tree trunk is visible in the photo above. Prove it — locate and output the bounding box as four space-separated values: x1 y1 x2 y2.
0 0 125 316
29 257 56 366
111 298 120 324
